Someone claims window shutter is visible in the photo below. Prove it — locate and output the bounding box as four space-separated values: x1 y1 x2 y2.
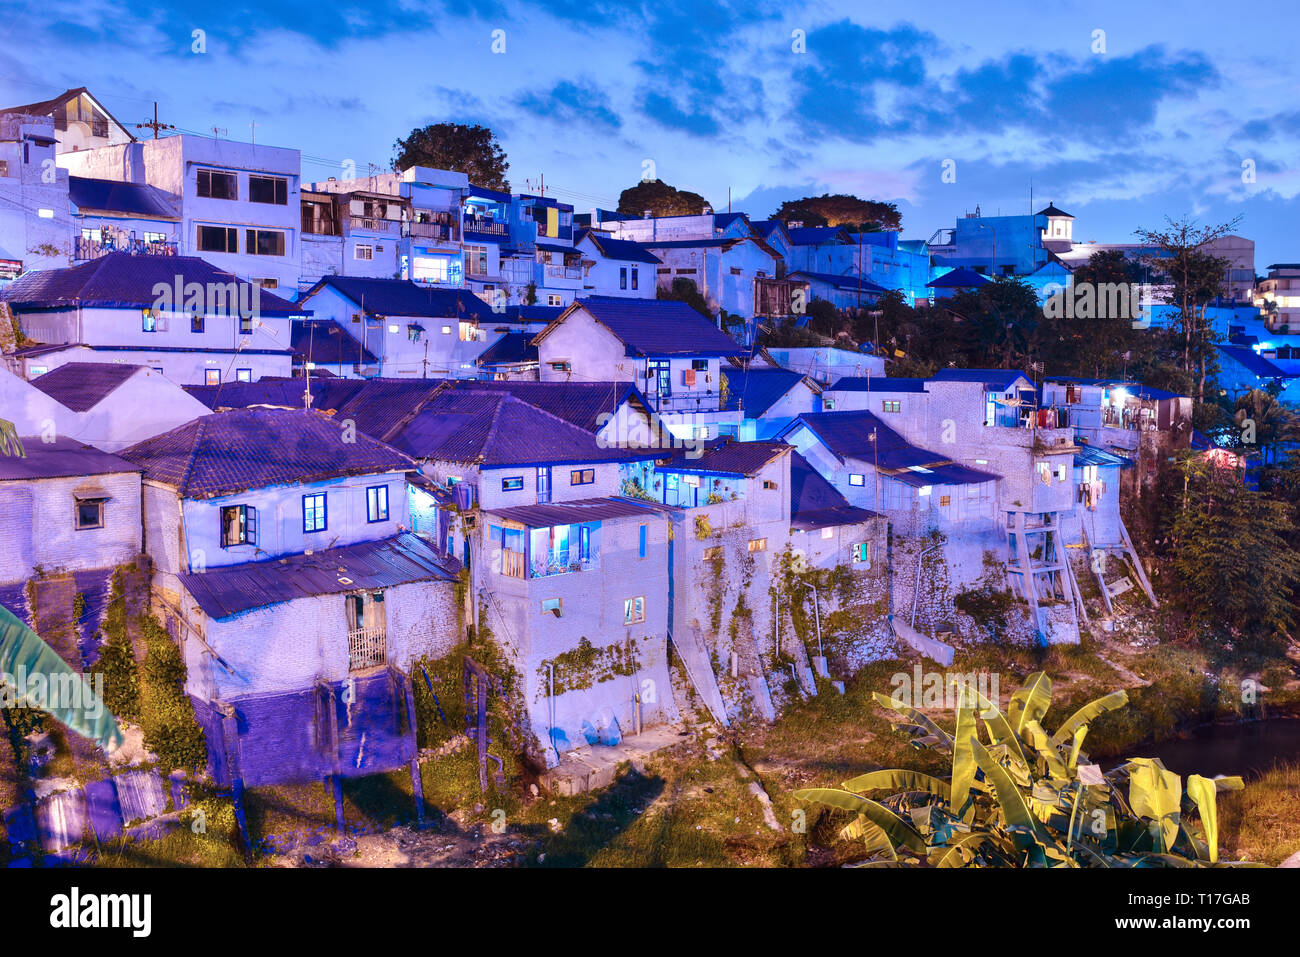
246 506 257 545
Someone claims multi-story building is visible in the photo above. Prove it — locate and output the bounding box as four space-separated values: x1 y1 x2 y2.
0 112 74 275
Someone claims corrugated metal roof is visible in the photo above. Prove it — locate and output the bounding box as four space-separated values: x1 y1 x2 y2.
68 176 178 218
476 332 537 366
827 376 929 394
482 496 673 528
720 366 813 416
788 271 889 294
306 276 498 321
1074 444 1133 468
890 462 1000 487
120 407 414 498
27 361 143 411
1216 344 1292 380
579 231 662 265
790 410 944 469
1 253 304 315
179 533 460 620
0 436 140 481
657 440 789 477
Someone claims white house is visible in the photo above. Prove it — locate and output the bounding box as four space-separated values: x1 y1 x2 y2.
574 229 660 298
0 112 74 274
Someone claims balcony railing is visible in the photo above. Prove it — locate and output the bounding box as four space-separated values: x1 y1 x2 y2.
464 216 508 237
348 626 386 670
544 264 583 280
349 216 401 235
405 221 459 242
75 236 177 261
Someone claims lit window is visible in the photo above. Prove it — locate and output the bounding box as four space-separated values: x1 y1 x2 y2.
541 598 563 617
882 400 901 413
550 361 571 373
821 527 834 540
302 492 327 533
236 369 252 382
694 426 709 439
75 498 105 530
205 369 220 386
220 504 257 546
747 538 767 552
366 485 389 522
848 474 865 487
624 596 646 624
502 476 524 491
441 325 452 335
852 543 870 563
570 469 595 485
939 495 951 507
37 207 54 219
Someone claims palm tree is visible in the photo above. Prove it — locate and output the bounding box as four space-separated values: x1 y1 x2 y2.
1234 389 1298 466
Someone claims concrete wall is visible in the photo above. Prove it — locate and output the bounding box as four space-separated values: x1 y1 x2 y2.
72 367 211 452
0 113 73 271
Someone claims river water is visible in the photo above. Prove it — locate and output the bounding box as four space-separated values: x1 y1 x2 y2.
1115 717 1300 780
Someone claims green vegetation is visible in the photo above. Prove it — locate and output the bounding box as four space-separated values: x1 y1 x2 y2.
539 637 639 695
138 615 206 771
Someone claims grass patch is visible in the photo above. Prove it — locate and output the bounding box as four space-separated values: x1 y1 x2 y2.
1219 762 1300 866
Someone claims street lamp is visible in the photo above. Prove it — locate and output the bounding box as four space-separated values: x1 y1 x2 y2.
976 222 997 278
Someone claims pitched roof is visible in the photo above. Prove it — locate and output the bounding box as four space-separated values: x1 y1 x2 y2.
1036 203 1072 218
120 407 414 498
291 319 377 365
719 366 815 416
787 271 889 294
828 376 928 393
1216 343 1293 380
1 253 303 315
657 440 790 476
442 380 644 432
1 87 135 142
68 176 177 218
535 297 743 358
578 230 663 265
927 267 992 289
179 533 460 620
304 275 498 321
929 368 1033 391
788 410 982 474
476 331 537 366
789 452 880 529
888 462 1000 487
750 220 792 244
0 436 139 481
389 389 652 466
26 361 142 411
482 496 673 528
787 226 853 246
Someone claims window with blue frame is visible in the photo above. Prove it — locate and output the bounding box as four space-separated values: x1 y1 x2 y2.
366 485 389 522
620 267 628 290
638 524 648 558
303 492 327 533
502 476 524 492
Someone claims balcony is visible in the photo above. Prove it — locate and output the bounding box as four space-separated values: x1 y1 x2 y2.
493 521 600 580
75 236 177 261
405 221 459 242
544 264 583 280
464 215 508 238
348 626 387 671
646 389 721 413
349 216 401 236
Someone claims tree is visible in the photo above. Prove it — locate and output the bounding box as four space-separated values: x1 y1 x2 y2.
1232 389 1298 466
1167 453 1300 654
617 179 707 218
392 123 509 191
656 277 711 317
946 277 1041 369
794 673 1255 867
1135 216 1240 401
771 193 901 231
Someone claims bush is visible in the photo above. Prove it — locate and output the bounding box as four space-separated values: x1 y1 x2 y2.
138 616 207 771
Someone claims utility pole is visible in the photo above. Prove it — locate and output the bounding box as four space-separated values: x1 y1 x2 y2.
135 102 175 139
249 122 258 145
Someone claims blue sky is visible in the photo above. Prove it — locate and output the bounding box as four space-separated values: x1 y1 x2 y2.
2 0 1298 266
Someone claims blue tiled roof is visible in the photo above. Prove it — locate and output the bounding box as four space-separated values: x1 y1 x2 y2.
68 176 177 218
477 332 537 366
27 361 143 411
1216 343 1292 380
720 366 811 416
546 297 743 358
788 271 889 294
180 533 460 620
120 407 414 498
828 376 928 393
927 267 992 288
579 231 662 265
291 319 378 365
787 227 852 246
789 452 880 529
1 253 304 315
657 440 789 476
305 275 497 320
750 220 791 243
0 435 139 480
929 368 1032 391
788 411 945 469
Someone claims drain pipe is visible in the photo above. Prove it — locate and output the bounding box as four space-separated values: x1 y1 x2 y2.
911 540 944 629
548 663 560 764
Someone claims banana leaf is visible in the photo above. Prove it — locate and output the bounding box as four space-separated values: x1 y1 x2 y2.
1126 758 1183 853
1008 671 1053 736
950 680 979 822
969 737 1055 858
1185 774 1240 864
930 830 1005 868
0 418 24 458
1023 718 1070 781
1050 690 1129 747
969 687 1030 771
839 815 899 860
0 603 123 752
794 788 928 854
841 769 953 805
872 691 954 752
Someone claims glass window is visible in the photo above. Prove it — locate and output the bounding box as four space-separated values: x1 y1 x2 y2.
848 473 865 487
638 524 648 558
303 492 327 533
570 468 595 485
747 538 767 552
882 400 901 413
220 504 257 546
620 267 627 290
248 174 288 205
142 309 157 332
624 596 645 625
205 369 220 386
196 168 237 200
245 229 286 256
852 543 870 563
541 597 563 617
191 312 204 333
502 476 524 491
197 225 238 253
366 485 389 522
631 267 639 290
355 244 374 261
236 368 252 382
74 498 105 530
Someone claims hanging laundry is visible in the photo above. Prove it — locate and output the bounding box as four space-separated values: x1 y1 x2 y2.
546 206 558 237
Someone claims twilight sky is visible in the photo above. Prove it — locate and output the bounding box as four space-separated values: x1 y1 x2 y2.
2 0 1297 266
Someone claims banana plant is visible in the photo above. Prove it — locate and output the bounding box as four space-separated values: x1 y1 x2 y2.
794 672 1260 867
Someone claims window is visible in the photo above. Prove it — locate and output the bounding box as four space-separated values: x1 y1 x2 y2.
762 480 777 490
409 325 424 342
848 473 865 487
191 312 204 333
197 225 238 253
747 538 767 552
620 267 628 290
547 294 562 306
703 546 723 560
354 244 374 261
694 426 709 439
245 229 286 256
821 527 834 540
852 542 871 564
638 524 648 558
248 174 288 205
74 498 105 530
631 267 639 290
824 398 836 410
1057 465 1068 482
939 495 951 507
366 485 389 522
624 596 646 625
541 598 563 617
691 359 708 372
142 309 157 333
502 476 524 492
303 492 327 533
240 314 254 334
550 361 571 373
882 400 901 413
463 245 488 276
236 368 252 382
205 369 220 386
440 325 452 335
196 168 237 200
220 504 257 546
570 468 595 485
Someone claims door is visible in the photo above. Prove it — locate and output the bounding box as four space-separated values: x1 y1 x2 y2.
537 466 552 503
647 360 671 399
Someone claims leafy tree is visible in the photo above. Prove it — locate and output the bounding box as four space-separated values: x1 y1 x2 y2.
617 179 707 218
795 673 1256 867
1166 453 1300 654
772 193 901 231
803 298 844 338
656 277 711 317
1232 389 1298 466
945 276 1041 369
392 123 509 191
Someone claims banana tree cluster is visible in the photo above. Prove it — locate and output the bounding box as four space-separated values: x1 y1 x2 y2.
794 672 1258 867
